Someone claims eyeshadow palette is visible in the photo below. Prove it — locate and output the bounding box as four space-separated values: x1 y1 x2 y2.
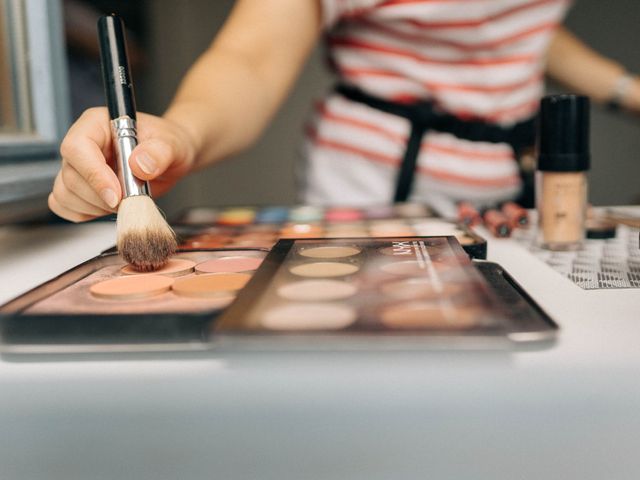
174 204 488 260
0 249 267 351
212 237 557 347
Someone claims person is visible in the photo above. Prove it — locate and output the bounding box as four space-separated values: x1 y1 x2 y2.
49 0 640 222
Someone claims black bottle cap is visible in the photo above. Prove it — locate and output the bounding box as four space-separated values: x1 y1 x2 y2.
537 94 590 172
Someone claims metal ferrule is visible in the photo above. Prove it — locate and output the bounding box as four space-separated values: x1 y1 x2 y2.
111 116 150 198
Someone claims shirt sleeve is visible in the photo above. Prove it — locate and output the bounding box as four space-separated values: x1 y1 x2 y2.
320 0 381 30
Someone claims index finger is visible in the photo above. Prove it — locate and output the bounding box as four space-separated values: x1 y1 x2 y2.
60 108 122 204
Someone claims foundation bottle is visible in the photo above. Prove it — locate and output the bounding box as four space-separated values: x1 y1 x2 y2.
536 95 590 251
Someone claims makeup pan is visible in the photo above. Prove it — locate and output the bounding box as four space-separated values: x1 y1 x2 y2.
195 256 263 274
173 273 251 298
298 246 360 259
121 258 196 277
289 262 359 278
261 303 356 331
380 302 477 329
90 275 174 300
380 278 465 301
277 280 357 301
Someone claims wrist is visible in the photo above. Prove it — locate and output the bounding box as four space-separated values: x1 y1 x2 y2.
164 102 212 170
606 72 640 114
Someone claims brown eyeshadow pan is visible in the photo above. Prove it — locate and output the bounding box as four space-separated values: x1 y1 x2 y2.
172 273 252 298
380 302 478 329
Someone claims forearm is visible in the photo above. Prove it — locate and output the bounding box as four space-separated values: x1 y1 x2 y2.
163 0 322 169
165 49 280 168
546 27 640 111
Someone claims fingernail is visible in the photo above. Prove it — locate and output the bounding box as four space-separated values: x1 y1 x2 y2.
101 188 119 209
136 153 157 175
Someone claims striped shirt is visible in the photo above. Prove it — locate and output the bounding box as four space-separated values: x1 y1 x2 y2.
301 0 570 215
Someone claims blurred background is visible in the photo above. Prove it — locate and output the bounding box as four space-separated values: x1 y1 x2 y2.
2 0 640 222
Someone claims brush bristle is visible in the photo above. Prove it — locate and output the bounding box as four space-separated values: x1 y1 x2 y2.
116 195 177 271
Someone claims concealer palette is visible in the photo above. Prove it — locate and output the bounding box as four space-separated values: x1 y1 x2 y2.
175 204 488 260
213 237 558 346
0 249 267 351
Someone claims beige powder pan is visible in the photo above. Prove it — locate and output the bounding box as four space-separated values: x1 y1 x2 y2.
298 246 360 259
261 303 356 330
277 280 357 301
380 278 465 301
289 262 359 278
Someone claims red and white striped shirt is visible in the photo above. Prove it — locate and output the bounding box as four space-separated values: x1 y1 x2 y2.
301 0 570 215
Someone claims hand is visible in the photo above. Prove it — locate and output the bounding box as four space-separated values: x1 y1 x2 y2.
49 107 196 222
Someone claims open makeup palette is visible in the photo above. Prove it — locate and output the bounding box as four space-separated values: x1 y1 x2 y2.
174 203 488 260
0 204 557 353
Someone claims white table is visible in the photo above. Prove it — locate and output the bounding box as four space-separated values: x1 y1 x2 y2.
1 221 639 480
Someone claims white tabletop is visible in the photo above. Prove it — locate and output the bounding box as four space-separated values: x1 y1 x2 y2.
1 221 639 480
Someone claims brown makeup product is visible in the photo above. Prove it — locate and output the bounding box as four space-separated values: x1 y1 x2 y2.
585 218 617 239
536 94 590 251
121 258 196 277
173 272 252 298
90 275 174 300
380 302 478 329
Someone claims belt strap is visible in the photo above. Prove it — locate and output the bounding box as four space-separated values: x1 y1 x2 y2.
336 84 536 202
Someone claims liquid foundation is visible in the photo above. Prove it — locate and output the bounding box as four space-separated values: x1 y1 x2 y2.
537 171 587 250
536 95 590 251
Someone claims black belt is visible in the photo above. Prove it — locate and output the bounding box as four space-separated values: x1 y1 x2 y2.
336 84 536 202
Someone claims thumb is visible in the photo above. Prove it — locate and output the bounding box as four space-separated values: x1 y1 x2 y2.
129 138 176 181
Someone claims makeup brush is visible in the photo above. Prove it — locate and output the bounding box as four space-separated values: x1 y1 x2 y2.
98 14 176 271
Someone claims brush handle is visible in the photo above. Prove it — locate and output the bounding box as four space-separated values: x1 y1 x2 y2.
98 14 149 198
98 14 136 120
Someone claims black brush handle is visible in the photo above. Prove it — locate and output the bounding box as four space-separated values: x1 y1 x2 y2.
97 14 136 120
